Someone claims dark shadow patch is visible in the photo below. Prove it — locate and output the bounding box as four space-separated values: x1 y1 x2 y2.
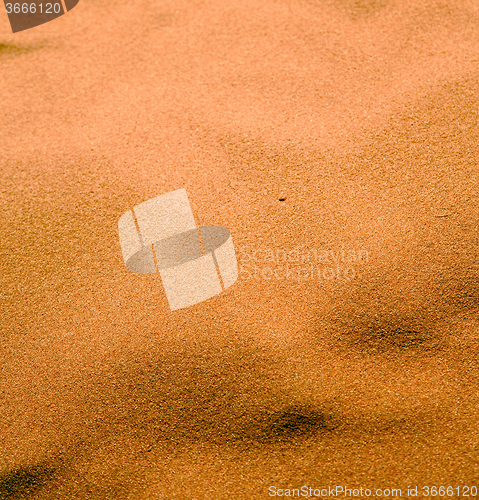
324 0 389 20
351 322 442 352
236 406 340 445
0 43 35 55
261 406 338 441
350 0 388 14
0 464 57 499
313 253 453 358
93 343 342 449
331 315 445 357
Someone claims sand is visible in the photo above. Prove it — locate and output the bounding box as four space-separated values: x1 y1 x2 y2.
1 0 479 498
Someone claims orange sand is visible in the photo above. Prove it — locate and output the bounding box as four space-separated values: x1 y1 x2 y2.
1 0 479 498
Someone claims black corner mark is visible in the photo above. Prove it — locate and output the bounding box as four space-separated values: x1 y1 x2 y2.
63 0 79 10
3 0 80 33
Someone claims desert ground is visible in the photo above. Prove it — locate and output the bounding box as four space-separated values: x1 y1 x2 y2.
1 0 479 498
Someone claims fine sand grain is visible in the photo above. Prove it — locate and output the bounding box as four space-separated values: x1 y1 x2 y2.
1 0 479 498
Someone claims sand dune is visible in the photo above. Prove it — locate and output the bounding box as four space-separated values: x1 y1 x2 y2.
1 0 479 498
